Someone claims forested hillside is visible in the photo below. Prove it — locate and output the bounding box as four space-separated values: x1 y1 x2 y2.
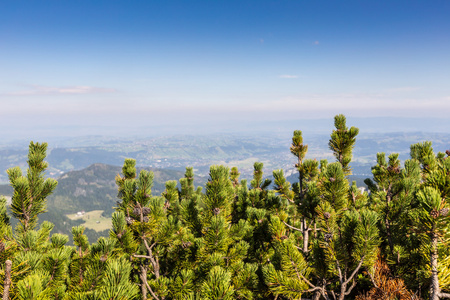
0 164 204 244
1 115 450 299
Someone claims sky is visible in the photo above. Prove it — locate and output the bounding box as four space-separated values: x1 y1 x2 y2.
1 1 450 139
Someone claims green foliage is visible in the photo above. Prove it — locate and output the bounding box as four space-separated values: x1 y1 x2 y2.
290 130 308 165
200 266 235 300
4 116 450 299
8 142 58 233
329 114 359 175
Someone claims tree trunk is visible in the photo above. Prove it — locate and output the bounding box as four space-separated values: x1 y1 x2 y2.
430 232 440 300
337 283 346 300
313 290 321 300
385 192 394 255
140 264 148 300
3 260 11 300
303 218 309 253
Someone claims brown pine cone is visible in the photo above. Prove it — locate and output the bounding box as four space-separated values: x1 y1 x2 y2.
182 241 192 248
142 207 151 216
324 233 333 242
133 207 141 216
430 209 439 219
440 208 449 217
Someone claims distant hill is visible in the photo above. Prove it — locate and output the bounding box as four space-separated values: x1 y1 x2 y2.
46 163 192 216
285 173 369 190
0 163 206 243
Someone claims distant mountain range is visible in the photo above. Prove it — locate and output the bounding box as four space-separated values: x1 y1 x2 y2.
1 131 449 185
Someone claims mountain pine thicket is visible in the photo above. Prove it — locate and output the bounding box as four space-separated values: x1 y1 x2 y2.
1 114 450 299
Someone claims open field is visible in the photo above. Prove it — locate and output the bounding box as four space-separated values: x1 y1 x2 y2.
66 210 112 232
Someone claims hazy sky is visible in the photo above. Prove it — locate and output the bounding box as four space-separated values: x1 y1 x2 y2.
1 1 449 138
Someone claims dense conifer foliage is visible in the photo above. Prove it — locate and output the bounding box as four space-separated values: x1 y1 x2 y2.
1 115 450 299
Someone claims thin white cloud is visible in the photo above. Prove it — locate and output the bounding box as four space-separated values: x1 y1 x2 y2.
385 86 421 93
313 41 319 45
6 85 117 96
278 75 298 79
243 92 450 118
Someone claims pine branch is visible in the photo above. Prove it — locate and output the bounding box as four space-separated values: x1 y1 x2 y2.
134 254 153 259
299 272 316 290
3 260 11 300
343 256 365 287
344 280 357 296
335 260 343 285
283 221 303 232
143 239 160 278
144 280 160 300
367 268 378 289
331 290 336 300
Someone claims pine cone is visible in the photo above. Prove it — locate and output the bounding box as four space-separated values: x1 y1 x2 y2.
446 150 450 156
182 241 192 248
142 207 151 216
387 165 401 174
280 235 288 240
143 216 149 223
126 217 135 225
440 208 449 217
100 255 107 262
117 231 123 239
0 241 5 253
329 177 335 182
258 219 263 224
324 233 333 242
430 209 439 219
213 207 220 215
324 212 331 219
133 207 141 216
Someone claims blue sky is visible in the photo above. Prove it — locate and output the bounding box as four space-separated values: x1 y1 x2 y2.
1 1 450 137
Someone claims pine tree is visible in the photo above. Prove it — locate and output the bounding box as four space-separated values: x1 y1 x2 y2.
288 130 317 254
409 142 450 299
1 142 74 299
328 114 359 176
265 115 380 300
7 142 58 233
196 165 258 299
114 158 171 299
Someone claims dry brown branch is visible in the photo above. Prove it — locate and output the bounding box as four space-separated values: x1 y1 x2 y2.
355 255 416 300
